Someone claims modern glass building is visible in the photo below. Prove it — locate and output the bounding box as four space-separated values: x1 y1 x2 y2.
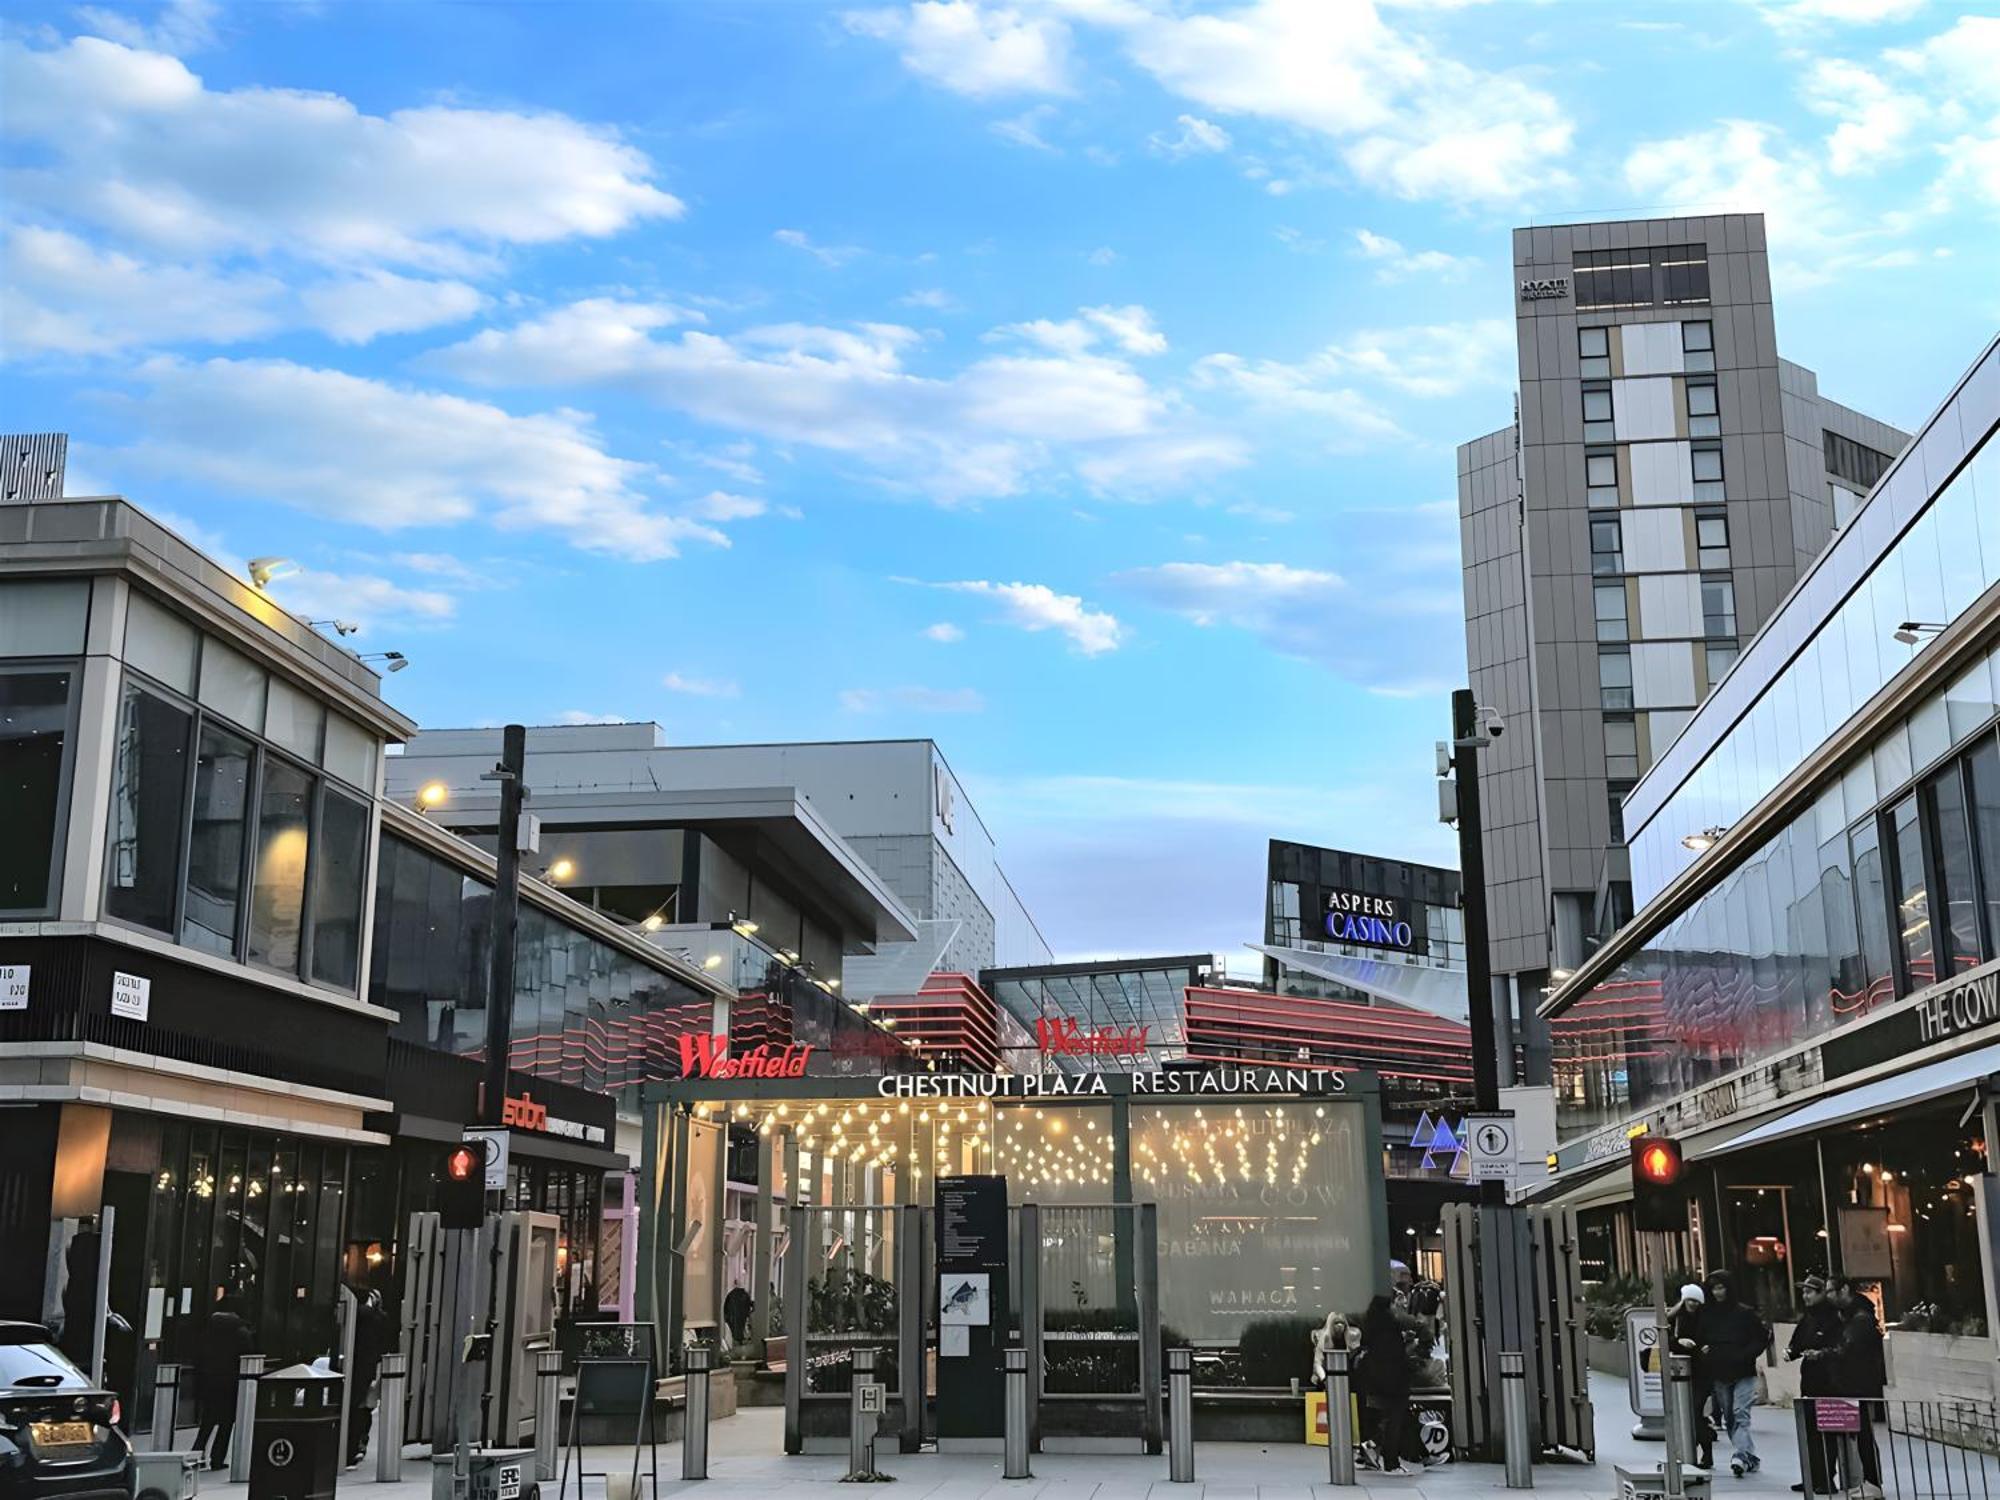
1539 334 2000 1334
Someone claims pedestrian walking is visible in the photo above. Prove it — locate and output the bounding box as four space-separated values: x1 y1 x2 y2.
1669 1283 1716 1471
191 1297 254 1470
1787 1275 1844 1493
1356 1294 1415 1477
1832 1278 1886 1499
1696 1271 1767 1477
344 1288 392 1469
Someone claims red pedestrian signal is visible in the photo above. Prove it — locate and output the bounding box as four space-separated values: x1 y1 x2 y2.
1630 1135 1687 1233
441 1139 488 1230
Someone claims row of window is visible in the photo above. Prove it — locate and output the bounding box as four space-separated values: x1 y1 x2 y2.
1599 633 1741 710
105 675 370 990
1593 577 1738 645
1589 513 1730 577
1578 323 1718 391
1573 245 1712 312
1825 430 1894 493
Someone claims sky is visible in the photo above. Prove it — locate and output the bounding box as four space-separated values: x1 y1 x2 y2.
4 0 1998 966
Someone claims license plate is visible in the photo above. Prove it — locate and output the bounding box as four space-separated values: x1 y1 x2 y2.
30 1421 94 1448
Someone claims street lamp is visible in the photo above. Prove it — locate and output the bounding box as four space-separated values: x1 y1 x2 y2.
543 857 576 883
416 781 449 812
1894 620 1946 646
1681 825 1728 852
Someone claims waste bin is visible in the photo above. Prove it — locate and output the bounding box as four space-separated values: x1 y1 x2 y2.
250 1364 343 1500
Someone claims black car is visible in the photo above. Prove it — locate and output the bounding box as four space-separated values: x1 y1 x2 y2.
0 1325 131 1500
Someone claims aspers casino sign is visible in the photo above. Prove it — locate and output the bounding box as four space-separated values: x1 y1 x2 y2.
1323 889 1416 951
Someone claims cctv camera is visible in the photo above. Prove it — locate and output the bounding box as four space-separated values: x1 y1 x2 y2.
1478 706 1506 740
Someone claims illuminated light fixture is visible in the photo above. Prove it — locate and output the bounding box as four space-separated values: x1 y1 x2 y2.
248 556 295 590
642 914 663 932
1894 621 1946 646
733 919 760 937
359 650 409 673
417 781 449 811
1681 826 1728 853
1550 967 1574 982
703 954 723 970
544 857 576 882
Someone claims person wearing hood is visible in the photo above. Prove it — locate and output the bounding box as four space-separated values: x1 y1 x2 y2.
1668 1283 1716 1471
1786 1275 1844 1492
192 1296 255 1470
1696 1271 1768 1477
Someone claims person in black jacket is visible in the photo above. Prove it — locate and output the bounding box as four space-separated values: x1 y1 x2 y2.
1357 1294 1414 1476
1669 1284 1716 1470
1786 1275 1845 1492
345 1289 392 1468
1832 1278 1885 1494
1696 1271 1767 1477
192 1298 255 1470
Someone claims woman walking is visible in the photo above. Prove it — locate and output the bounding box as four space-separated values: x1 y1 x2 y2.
1357 1294 1415 1477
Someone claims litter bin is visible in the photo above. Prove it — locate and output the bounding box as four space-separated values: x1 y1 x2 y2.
250 1364 343 1500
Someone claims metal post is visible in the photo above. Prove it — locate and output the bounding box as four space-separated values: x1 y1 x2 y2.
531 1349 560 1482
1794 1401 1818 1500
335 1285 357 1475
376 1352 408 1483
1451 690 1503 1118
89 1206 115 1387
149 1363 181 1452
1003 1345 1031 1480
847 1345 877 1481
1325 1348 1356 1486
1166 1347 1194 1483
482 724 527 1130
229 1353 265 1482
1666 1352 1697 1491
1650 1236 1684 1500
1501 1351 1532 1488
682 1342 711 1480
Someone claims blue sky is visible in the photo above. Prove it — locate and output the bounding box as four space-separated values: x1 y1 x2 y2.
4 0 1997 963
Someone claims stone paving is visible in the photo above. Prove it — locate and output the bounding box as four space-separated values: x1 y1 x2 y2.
169 1372 1807 1500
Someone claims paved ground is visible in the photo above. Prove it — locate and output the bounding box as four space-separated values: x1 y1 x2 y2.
167 1372 1809 1500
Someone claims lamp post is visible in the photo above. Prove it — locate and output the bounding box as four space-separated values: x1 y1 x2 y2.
1446 687 1504 1204
482 725 528 1132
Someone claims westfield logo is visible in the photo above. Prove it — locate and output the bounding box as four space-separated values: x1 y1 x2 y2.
676 1033 812 1079
1035 1017 1150 1058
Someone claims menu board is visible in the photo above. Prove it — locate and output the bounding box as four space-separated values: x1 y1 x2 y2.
934 1175 1009 1441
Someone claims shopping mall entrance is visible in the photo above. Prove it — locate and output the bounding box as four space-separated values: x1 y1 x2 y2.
638 1063 1389 1453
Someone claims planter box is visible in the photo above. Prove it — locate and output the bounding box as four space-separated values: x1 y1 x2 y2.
1589 1334 1629 1378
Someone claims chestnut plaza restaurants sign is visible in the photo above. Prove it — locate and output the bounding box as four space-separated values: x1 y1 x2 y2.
876 1065 1348 1098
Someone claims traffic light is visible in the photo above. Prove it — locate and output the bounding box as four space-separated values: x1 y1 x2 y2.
441 1139 488 1230
1630 1135 1688 1233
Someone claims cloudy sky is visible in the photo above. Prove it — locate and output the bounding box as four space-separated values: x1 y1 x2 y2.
4 0 1996 963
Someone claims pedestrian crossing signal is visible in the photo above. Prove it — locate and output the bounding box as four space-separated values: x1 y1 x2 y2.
442 1140 487 1229
1630 1135 1687 1233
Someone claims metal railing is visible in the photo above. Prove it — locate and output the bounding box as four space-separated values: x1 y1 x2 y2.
1796 1398 2000 1500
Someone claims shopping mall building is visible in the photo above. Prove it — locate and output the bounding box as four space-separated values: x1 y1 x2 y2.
1539 333 2000 1342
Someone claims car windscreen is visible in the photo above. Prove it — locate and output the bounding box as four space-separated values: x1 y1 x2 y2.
0 1343 89 1390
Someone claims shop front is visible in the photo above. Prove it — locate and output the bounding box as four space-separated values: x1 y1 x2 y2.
638 1055 1389 1452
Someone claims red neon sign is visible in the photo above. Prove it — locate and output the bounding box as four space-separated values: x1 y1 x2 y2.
500 1093 549 1131
1035 1016 1151 1058
676 1033 812 1079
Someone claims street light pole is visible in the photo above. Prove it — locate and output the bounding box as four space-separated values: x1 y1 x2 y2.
1450 688 1505 1205
482 724 528 1130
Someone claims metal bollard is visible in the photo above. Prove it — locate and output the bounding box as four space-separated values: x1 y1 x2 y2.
375 1351 407 1484
149 1363 182 1453
229 1353 265 1482
1325 1348 1356 1486
1166 1346 1194 1483
533 1349 561 1482
1500 1352 1532 1489
848 1345 879 1481
683 1343 712 1481
1003 1346 1032 1480
1664 1352 1694 1499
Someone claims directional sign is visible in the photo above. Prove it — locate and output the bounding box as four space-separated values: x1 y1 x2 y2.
1466 1113 1516 1184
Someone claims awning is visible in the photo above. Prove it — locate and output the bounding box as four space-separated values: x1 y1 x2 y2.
1247 943 1469 1023
1722 1040 2000 1155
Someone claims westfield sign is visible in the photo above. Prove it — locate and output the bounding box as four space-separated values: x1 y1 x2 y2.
1036 1016 1150 1059
676 1033 812 1079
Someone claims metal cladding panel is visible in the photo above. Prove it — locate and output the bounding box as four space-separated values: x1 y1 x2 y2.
0 432 67 503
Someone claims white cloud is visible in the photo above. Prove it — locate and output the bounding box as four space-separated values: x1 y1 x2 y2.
73 0 219 55
298 270 485 343
924 621 966 642
1086 246 1119 266
1081 304 1167 355
843 1 1072 98
1351 228 1475 281
1759 0 1927 27
1149 113 1231 157
901 288 960 310
1076 432 1251 490
111 356 729 561
774 228 865 267
686 491 768 522
556 710 634 725
662 672 741 698
937 579 1123 654
1196 319 1511 410
840 685 986 713
1 36 684 271
990 104 1060 151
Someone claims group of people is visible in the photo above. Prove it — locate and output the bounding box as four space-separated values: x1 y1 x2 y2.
1313 1287 1441 1477
1669 1271 1886 1491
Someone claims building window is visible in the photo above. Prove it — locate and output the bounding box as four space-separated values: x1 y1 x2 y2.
1573 244 1710 311
310 790 370 990
1825 430 1893 492
1702 577 1737 638
1926 762 1982 977
1696 512 1730 569
1830 481 1862 529
184 722 253 956
1608 780 1636 844
1888 795 1935 992
1686 378 1720 438
1658 246 1712 306
1591 518 1624 576
105 683 193 933
248 757 314 974
1604 716 1640 781
1968 739 2000 965
1682 320 1715 373
1579 326 1611 379
1691 441 1725 502
1594 582 1630 643
1583 383 1615 443
1587 449 1619 508
1599 648 1634 710
1705 640 1740 684
0 670 73 913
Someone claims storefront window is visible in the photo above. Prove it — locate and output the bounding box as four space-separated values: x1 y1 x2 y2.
1825 1114 1986 1333
1888 796 1934 991
249 758 313 973
105 682 191 933
0 670 72 912
185 723 253 956
311 790 369 990
1926 763 1982 974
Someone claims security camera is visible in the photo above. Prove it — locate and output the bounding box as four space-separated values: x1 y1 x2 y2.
1479 706 1506 741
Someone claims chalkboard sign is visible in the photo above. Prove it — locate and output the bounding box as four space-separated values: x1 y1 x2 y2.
574 1358 653 1419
